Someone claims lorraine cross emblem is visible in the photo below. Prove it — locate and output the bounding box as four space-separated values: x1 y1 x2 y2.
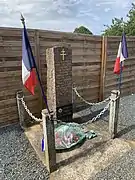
60 48 66 60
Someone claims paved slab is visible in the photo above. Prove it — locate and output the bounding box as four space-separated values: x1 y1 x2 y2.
50 139 132 180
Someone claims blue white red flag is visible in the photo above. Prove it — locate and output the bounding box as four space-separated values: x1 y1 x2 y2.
113 32 128 74
22 25 37 95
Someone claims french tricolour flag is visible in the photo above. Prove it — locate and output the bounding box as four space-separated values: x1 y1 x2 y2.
113 32 128 74
22 24 37 95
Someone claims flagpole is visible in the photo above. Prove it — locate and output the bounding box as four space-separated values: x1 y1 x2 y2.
119 61 123 92
20 14 51 115
118 18 124 92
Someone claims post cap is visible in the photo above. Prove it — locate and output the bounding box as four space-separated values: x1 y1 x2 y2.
42 109 53 116
111 90 120 95
110 90 120 100
16 91 24 98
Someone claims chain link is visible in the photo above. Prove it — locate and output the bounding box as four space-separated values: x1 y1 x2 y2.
18 97 42 122
17 89 119 126
91 100 111 122
73 87 110 106
80 100 111 127
17 95 111 125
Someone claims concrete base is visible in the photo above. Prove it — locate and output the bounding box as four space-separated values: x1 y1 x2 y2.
25 119 135 179
25 125 45 165
51 138 132 180
25 119 110 167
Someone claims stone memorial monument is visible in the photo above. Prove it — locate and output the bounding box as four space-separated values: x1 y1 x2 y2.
46 44 73 122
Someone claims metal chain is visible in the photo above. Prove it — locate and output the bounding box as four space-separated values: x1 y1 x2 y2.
18 96 111 124
91 100 111 123
89 94 120 124
73 87 110 106
18 97 42 122
80 100 111 127
17 90 119 125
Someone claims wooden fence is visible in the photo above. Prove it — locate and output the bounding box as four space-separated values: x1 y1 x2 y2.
103 36 135 98
0 27 135 127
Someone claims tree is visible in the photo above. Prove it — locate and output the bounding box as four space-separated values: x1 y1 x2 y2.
126 3 135 35
74 26 93 35
103 3 135 36
103 18 126 36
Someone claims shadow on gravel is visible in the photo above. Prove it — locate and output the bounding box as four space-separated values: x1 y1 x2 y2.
117 124 135 138
73 109 109 124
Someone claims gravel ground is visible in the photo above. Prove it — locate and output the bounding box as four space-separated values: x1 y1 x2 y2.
117 94 135 140
0 124 49 180
104 94 135 140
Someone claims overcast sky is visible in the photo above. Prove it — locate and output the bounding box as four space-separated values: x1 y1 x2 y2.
0 0 133 34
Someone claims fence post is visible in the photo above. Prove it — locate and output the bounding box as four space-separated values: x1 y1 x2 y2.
42 109 56 173
99 36 107 101
109 90 120 139
16 91 26 130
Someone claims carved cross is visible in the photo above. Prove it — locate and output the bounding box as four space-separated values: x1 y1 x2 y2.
60 48 66 60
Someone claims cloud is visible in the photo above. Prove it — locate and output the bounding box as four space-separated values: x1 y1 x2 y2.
0 0 133 34
104 8 111 12
96 0 131 9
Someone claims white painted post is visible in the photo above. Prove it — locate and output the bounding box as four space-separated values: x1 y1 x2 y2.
109 90 120 139
42 109 56 173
